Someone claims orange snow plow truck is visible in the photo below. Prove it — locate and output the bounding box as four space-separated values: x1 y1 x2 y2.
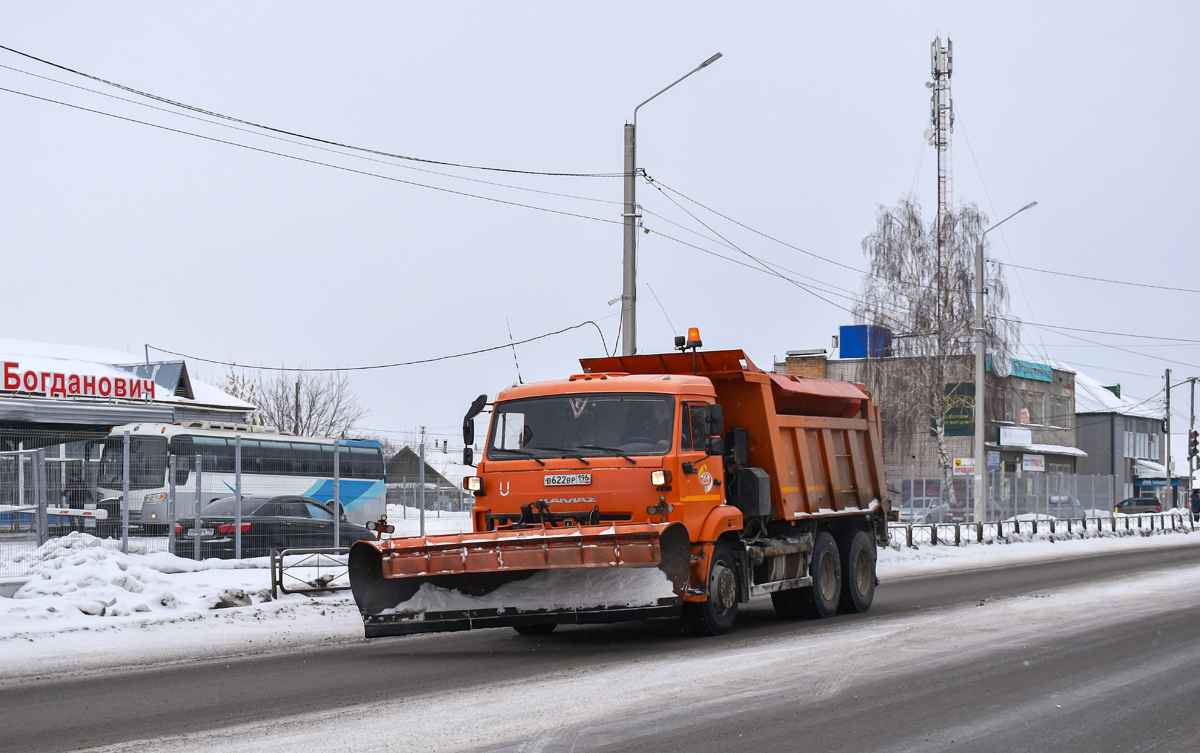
349 334 892 637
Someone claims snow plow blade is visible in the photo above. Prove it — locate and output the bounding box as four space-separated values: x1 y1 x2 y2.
349 522 691 638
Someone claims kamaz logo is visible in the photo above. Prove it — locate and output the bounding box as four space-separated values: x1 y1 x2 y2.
546 497 597 505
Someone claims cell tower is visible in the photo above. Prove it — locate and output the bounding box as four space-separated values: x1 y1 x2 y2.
926 37 954 267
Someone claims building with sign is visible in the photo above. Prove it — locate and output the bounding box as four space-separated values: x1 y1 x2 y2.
777 345 1084 474
1072 368 1183 502
0 338 254 494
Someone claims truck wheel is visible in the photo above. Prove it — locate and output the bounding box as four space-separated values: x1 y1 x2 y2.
837 529 876 613
683 541 739 636
513 623 557 636
772 531 840 619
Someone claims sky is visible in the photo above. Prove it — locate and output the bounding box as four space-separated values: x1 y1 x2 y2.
1 2 1197 453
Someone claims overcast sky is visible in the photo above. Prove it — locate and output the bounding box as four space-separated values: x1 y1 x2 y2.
2 2 1197 452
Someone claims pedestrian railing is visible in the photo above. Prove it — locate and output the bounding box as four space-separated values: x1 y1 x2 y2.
269 547 352 598
888 512 1195 548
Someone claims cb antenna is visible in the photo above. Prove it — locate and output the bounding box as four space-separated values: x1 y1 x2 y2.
506 319 524 384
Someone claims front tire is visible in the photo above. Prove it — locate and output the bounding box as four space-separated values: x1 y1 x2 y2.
837 529 876 613
683 541 739 636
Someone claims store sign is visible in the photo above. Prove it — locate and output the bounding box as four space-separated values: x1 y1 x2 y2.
987 450 1000 470
1011 358 1053 382
933 382 975 437
1022 454 1045 472
953 458 975 475
3 361 156 399
1019 408 1031 425
1000 427 1033 447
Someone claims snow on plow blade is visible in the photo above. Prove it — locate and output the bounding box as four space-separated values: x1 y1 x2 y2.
349 522 691 637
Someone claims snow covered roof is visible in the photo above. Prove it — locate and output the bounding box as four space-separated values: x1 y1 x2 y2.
0 338 254 411
1059 362 1162 419
987 441 1088 457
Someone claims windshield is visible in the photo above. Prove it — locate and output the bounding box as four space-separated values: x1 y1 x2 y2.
98 436 168 490
488 393 674 460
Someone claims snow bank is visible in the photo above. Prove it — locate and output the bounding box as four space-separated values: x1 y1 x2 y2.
3 532 274 633
388 567 676 615
879 524 1199 580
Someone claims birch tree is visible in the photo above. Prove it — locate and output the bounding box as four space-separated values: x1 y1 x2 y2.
855 199 1018 506
223 369 368 438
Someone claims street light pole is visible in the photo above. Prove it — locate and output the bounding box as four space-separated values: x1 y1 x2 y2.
621 52 722 356
974 201 1037 523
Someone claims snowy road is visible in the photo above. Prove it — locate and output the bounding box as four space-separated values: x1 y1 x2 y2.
3 540 1200 752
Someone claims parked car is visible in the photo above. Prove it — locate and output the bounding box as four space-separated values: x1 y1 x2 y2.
1047 495 1085 519
171 495 374 559
1115 497 1163 515
896 499 950 524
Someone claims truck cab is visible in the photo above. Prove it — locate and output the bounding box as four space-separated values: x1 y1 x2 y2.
467 372 735 545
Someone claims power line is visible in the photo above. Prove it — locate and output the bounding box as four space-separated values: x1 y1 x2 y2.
0 60 622 208
1008 318 1200 344
147 320 609 372
0 84 620 226
955 111 1054 368
647 175 869 276
999 261 1200 295
0 43 620 178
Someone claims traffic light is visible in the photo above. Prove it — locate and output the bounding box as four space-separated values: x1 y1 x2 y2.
1189 430 1199 459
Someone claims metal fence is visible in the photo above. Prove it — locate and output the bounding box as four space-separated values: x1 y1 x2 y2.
888 465 1117 524
0 431 398 579
889 510 1194 548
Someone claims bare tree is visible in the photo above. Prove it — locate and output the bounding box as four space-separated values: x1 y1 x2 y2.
855 199 1019 505
223 369 368 438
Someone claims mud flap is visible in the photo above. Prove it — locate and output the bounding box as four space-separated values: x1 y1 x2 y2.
349 523 691 638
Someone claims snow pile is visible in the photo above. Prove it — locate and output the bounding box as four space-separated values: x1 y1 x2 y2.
5 532 273 629
389 566 676 615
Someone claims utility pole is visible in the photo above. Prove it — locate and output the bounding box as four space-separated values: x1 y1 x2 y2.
972 202 1037 523
418 426 426 538
1190 378 1196 502
621 53 722 356
1165 369 1173 507
294 378 300 435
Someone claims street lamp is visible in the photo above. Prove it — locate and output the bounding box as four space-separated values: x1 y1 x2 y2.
974 201 1037 523
621 52 723 356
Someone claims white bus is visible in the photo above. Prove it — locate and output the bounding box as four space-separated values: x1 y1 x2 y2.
96 422 386 533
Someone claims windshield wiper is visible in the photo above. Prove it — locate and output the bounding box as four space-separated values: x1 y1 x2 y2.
577 445 636 464
490 448 546 466
531 446 591 465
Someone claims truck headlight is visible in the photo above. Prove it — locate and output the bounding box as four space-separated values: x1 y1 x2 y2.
464 476 482 492
651 470 671 486
143 492 167 504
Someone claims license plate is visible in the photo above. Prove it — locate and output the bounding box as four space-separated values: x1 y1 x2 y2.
193 528 214 537
544 473 591 486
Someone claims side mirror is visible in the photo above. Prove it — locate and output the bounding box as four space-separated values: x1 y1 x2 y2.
706 404 723 437
463 417 475 446
463 447 474 466
707 435 725 456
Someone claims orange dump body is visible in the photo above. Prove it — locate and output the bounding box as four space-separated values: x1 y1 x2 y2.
349 348 889 637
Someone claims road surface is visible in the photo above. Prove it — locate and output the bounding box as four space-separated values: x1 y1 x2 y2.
3 543 1199 752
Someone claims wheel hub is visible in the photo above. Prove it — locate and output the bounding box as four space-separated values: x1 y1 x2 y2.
709 563 737 615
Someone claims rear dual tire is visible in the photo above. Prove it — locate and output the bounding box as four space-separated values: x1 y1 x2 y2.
772 531 841 619
837 529 876 614
771 529 876 620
